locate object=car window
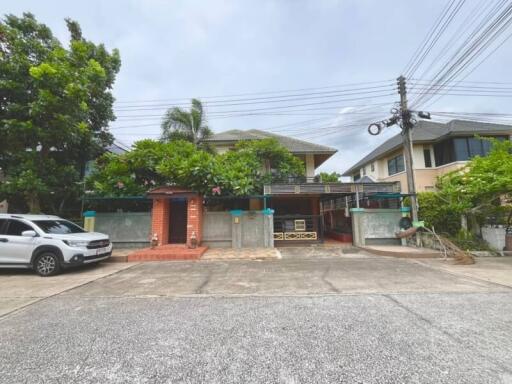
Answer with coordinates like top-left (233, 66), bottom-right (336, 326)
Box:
top-left (32, 220), bottom-right (85, 234)
top-left (0, 219), bottom-right (7, 235)
top-left (6, 220), bottom-right (34, 236)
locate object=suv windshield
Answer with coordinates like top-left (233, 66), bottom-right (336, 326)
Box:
top-left (32, 220), bottom-right (86, 234)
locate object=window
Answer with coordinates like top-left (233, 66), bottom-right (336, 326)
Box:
top-left (387, 154), bottom-right (405, 176)
top-left (423, 149), bottom-right (432, 168)
top-left (353, 173), bottom-right (361, 181)
top-left (370, 163), bottom-right (375, 172)
top-left (362, 167), bottom-right (366, 176)
top-left (32, 220), bottom-right (85, 234)
top-left (0, 219), bottom-right (7, 235)
top-left (434, 139), bottom-right (454, 166)
top-left (6, 220), bottom-right (33, 236)
top-left (435, 136), bottom-right (507, 166)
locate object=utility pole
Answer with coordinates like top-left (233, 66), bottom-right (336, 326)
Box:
top-left (397, 76), bottom-right (419, 224)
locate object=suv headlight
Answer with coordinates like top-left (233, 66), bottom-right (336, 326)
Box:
top-left (63, 240), bottom-right (89, 248)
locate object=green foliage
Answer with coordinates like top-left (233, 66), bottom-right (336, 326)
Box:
top-left (417, 192), bottom-right (461, 235)
top-left (318, 172), bottom-right (341, 182)
top-left (0, 13), bottom-right (120, 213)
top-left (218, 139), bottom-right (305, 195)
top-left (161, 98), bottom-right (213, 149)
top-left (87, 138), bottom-right (305, 197)
top-left (436, 138), bottom-right (512, 219)
top-left (417, 138), bottom-right (512, 242)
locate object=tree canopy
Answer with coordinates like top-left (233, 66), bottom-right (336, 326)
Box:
top-left (0, 13), bottom-right (120, 213)
top-left (87, 138), bottom-right (305, 197)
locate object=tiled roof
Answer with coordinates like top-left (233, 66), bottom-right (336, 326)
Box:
top-left (342, 119), bottom-right (512, 176)
top-left (205, 129), bottom-right (337, 154)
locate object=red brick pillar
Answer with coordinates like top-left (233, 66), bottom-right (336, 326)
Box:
top-left (151, 198), bottom-right (170, 245)
top-left (186, 195), bottom-right (203, 246)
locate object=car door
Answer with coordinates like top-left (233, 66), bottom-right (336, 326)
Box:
top-left (0, 219), bottom-right (38, 264)
top-left (0, 219), bottom-right (11, 263)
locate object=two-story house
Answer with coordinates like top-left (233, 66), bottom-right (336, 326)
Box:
top-left (205, 129), bottom-right (337, 180)
top-left (342, 119), bottom-right (512, 192)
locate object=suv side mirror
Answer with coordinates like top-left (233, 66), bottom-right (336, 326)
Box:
top-left (21, 230), bottom-right (37, 237)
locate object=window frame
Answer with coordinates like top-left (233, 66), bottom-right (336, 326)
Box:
top-left (387, 154), bottom-right (405, 176)
top-left (5, 219), bottom-right (36, 236)
top-left (0, 219), bottom-right (8, 235)
top-left (423, 148), bottom-right (432, 168)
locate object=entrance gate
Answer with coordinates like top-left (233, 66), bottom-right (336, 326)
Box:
top-left (169, 198), bottom-right (187, 244)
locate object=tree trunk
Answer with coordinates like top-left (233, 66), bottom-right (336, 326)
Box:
top-left (461, 214), bottom-right (468, 231)
top-left (28, 193), bottom-right (41, 213)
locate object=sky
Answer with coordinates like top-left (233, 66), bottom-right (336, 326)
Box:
top-left (3, 0), bottom-right (512, 174)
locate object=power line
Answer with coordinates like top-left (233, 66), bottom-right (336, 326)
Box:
top-left (113, 79), bottom-right (395, 104)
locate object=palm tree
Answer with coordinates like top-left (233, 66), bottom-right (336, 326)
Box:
top-left (161, 98), bottom-right (213, 147)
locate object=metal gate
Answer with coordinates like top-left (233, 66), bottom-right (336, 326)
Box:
top-left (273, 215), bottom-right (323, 243)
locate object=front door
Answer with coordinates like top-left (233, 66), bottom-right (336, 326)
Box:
top-left (169, 199), bottom-right (188, 244)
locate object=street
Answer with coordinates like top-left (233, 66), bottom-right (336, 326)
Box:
top-left (1, 252), bottom-right (512, 383)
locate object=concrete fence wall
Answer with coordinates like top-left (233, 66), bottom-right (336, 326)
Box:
top-left (203, 210), bottom-right (273, 248)
top-left (95, 212), bottom-right (151, 248)
top-left (202, 212), bottom-right (232, 248)
top-left (481, 226), bottom-right (506, 251)
top-left (351, 208), bottom-right (402, 246)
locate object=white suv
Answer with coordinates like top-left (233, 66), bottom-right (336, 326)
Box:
top-left (0, 214), bottom-right (112, 276)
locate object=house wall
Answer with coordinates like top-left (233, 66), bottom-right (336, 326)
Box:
top-left (351, 144), bottom-right (469, 193)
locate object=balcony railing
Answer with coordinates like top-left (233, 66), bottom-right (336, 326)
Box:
top-left (263, 182), bottom-right (401, 195)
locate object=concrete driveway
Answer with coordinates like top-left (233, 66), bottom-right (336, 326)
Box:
top-left (0, 262), bottom-right (136, 317)
top-left (1, 251), bottom-right (512, 383)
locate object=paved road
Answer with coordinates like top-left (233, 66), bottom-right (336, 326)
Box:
top-left (1, 254), bottom-right (512, 383)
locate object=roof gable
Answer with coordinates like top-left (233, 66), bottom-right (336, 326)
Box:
top-left (206, 129), bottom-right (337, 154)
top-left (342, 119), bottom-right (512, 176)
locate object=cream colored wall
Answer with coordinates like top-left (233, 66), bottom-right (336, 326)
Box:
top-left (214, 145), bottom-right (233, 154)
top-left (351, 144), bottom-right (469, 192)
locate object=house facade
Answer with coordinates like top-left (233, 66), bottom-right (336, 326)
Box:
top-left (342, 119), bottom-right (512, 192)
top-left (204, 129), bottom-right (337, 181)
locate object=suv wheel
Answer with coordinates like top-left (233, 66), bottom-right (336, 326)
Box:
top-left (34, 252), bottom-right (61, 277)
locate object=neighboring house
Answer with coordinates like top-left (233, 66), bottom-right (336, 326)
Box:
top-left (84, 141), bottom-right (129, 177)
top-left (204, 129), bottom-right (337, 180)
top-left (342, 119), bottom-right (512, 192)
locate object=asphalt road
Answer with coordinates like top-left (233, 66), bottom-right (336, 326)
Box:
top-left (1, 255), bottom-right (512, 383)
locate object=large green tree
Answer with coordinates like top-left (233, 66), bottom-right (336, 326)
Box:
top-left (161, 98), bottom-right (213, 149)
top-left (87, 138), bottom-right (304, 197)
top-left (0, 13), bottom-right (120, 213)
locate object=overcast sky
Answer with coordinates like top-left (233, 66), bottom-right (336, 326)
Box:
top-left (3, 0), bottom-right (512, 173)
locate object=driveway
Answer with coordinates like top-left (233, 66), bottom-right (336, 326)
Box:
top-left (0, 262), bottom-right (136, 317)
top-left (1, 252), bottom-right (512, 383)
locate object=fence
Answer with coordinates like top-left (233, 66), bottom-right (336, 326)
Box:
top-left (95, 212), bottom-right (151, 248)
top-left (203, 210), bottom-right (273, 248)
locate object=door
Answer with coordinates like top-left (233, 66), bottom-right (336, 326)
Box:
top-left (169, 199), bottom-right (188, 244)
top-left (0, 219), bottom-right (38, 264)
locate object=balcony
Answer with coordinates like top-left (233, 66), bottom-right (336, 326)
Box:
top-left (264, 180), bottom-right (401, 195)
